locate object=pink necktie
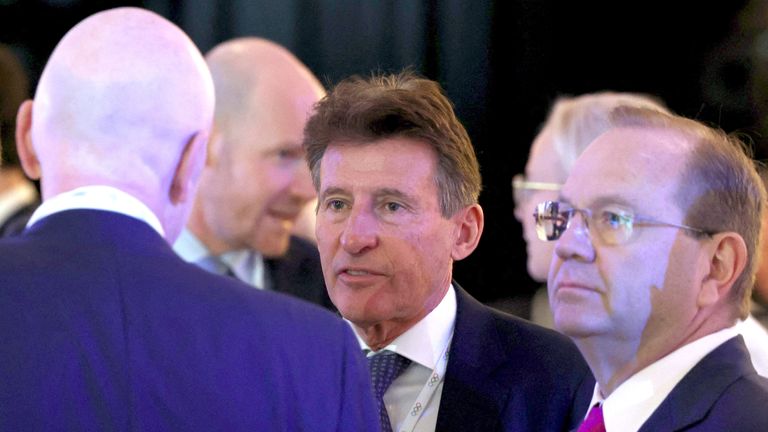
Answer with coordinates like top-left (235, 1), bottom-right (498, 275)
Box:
top-left (577, 403), bottom-right (606, 432)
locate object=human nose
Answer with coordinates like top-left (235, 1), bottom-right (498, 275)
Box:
top-left (340, 205), bottom-right (379, 254)
top-left (553, 210), bottom-right (595, 262)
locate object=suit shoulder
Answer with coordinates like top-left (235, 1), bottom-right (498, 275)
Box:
top-left (701, 373), bottom-right (768, 428)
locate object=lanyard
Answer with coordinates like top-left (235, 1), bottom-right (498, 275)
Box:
top-left (397, 329), bottom-right (453, 432)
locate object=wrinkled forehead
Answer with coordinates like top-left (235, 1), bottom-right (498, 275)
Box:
top-left (562, 127), bottom-right (691, 212)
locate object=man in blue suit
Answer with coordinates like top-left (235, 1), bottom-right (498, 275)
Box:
top-left (539, 106), bottom-right (768, 430)
top-left (304, 71), bottom-right (593, 432)
top-left (0, 7), bottom-right (377, 430)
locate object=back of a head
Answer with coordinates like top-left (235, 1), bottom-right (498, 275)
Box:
top-left (31, 7), bottom-right (214, 195)
top-left (205, 37), bottom-right (323, 134)
top-left (304, 71), bottom-right (481, 218)
top-left (610, 106), bottom-right (765, 319)
top-left (545, 92), bottom-right (670, 180)
top-left (0, 44), bottom-right (29, 166)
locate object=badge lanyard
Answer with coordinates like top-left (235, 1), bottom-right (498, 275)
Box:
top-left (397, 328), bottom-right (454, 432)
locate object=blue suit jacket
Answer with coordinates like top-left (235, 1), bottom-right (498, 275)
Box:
top-left (436, 284), bottom-right (594, 432)
top-left (638, 335), bottom-right (768, 431)
top-left (0, 210), bottom-right (378, 431)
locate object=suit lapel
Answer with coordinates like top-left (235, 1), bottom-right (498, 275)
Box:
top-left (436, 283), bottom-right (511, 431)
top-left (638, 336), bottom-right (755, 432)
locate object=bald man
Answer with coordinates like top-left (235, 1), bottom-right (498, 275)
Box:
top-left (0, 8), bottom-right (376, 430)
top-left (175, 37), bottom-right (333, 310)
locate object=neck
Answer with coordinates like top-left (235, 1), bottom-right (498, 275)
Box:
top-left (186, 201), bottom-right (232, 255)
top-left (354, 282), bottom-right (451, 351)
top-left (575, 307), bottom-right (734, 396)
top-left (354, 320), bottom-right (417, 351)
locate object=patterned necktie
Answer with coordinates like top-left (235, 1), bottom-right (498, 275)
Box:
top-left (577, 403), bottom-right (606, 432)
top-left (367, 351), bottom-right (412, 432)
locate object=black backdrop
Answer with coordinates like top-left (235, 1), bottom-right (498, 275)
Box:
top-left (1, 0), bottom-right (759, 311)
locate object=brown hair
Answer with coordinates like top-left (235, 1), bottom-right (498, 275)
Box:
top-left (611, 106), bottom-right (765, 318)
top-left (303, 71), bottom-right (481, 217)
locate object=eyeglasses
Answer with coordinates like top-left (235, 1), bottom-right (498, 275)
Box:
top-left (534, 200), bottom-right (713, 246)
top-left (512, 174), bottom-right (561, 207)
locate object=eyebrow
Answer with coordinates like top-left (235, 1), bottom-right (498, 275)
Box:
top-left (558, 193), bottom-right (637, 210)
top-left (319, 187), bottom-right (350, 202)
top-left (373, 188), bottom-right (415, 202)
top-left (318, 187), bottom-right (418, 207)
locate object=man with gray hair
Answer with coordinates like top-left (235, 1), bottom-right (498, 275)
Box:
top-left (0, 8), bottom-right (376, 430)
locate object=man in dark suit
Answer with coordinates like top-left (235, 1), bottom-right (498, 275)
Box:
top-left (0, 8), bottom-right (376, 430)
top-left (539, 106), bottom-right (768, 430)
top-left (304, 71), bottom-right (593, 432)
top-left (175, 37), bottom-right (333, 311)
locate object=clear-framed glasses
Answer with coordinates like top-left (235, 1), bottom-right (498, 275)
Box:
top-left (533, 200), bottom-right (713, 246)
top-left (512, 174), bottom-right (561, 207)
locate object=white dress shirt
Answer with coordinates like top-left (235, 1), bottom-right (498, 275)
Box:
top-left (584, 325), bottom-right (740, 432)
top-left (27, 185), bottom-right (164, 236)
top-left (353, 284), bottom-right (457, 432)
top-left (173, 228), bottom-right (266, 288)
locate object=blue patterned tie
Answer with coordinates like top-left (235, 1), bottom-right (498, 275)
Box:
top-left (367, 351), bottom-right (412, 432)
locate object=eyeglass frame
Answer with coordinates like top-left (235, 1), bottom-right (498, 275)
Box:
top-left (533, 200), bottom-right (714, 246)
top-left (512, 174), bottom-right (562, 207)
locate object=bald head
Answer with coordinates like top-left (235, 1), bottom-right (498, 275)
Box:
top-left (16, 7), bottom-right (214, 240)
top-left (205, 37), bottom-right (323, 134)
top-left (186, 38), bottom-right (322, 256)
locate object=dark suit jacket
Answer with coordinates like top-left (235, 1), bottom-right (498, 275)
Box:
top-left (0, 209), bottom-right (377, 431)
top-left (436, 284), bottom-right (594, 432)
top-left (265, 236), bottom-right (335, 312)
top-left (638, 335), bottom-right (768, 431)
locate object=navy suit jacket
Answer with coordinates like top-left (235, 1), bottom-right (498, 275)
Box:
top-left (0, 210), bottom-right (377, 431)
top-left (436, 285), bottom-right (594, 432)
top-left (638, 335), bottom-right (768, 431)
top-left (265, 236), bottom-right (335, 312)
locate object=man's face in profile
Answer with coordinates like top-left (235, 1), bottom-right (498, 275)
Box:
top-left (547, 127), bottom-right (706, 353)
top-left (196, 88), bottom-right (318, 257)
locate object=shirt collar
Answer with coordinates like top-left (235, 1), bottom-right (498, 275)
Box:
top-left (353, 283), bottom-right (457, 369)
top-left (27, 185), bottom-right (164, 236)
top-left (173, 228), bottom-right (265, 288)
top-left (587, 325), bottom-right (740, 432)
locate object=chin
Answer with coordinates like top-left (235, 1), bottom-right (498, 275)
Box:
top-left (526, 261), bottom-right (548, 283)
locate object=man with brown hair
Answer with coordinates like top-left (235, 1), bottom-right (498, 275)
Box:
top-left (539, 106), bottom-right (768, 430)
top-left (305, 71), bottom-right (593, 432)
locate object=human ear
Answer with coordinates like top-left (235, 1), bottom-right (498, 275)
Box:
top-left (169, 130), bottom-right (208, 205)
top-left (698, 232), bottom-right (747, 307)
top-left (450, 204), bottom-right (484, 261)
top-left (15, 100), bottom-right (41, 180)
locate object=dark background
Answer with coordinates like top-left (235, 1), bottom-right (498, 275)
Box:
top-left (1, 0), bottom-right (762, 313)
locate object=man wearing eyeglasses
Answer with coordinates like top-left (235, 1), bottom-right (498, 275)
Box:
top-left (538, 106), bottom-right (768, 431)
top-left (512, 92), bottom-right (669, 328)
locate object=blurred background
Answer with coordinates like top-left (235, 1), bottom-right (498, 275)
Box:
top-left (2, 0), bottom-right (765, 315)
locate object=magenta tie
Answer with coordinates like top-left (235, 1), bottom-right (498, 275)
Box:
top-left (577, 403), bottom-right (606, 432)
